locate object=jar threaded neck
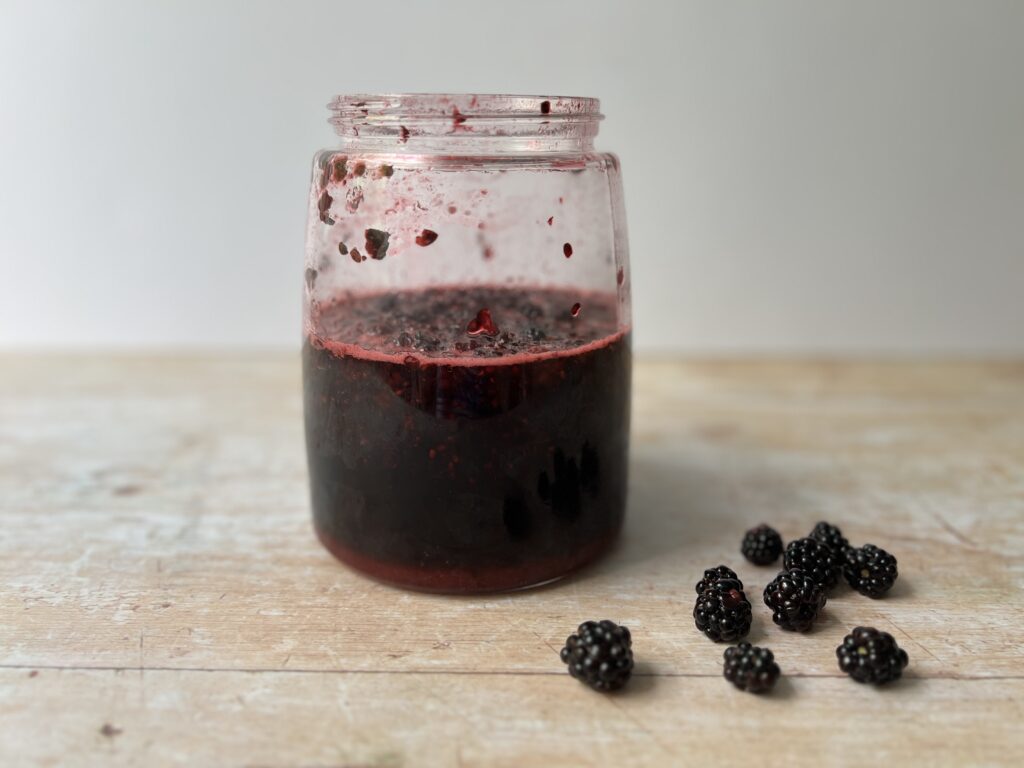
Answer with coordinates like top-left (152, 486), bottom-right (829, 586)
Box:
top-left (328, 93), bottom-right (602, 154)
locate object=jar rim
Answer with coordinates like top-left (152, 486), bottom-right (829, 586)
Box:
top-left (327, 93), bottom-right (603, 122)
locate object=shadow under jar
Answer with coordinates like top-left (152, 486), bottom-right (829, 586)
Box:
top-left (303, 94), bottom-right (632, 593)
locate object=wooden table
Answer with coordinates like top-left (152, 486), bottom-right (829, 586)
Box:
top-left (1, 355), bottom-right (1022, 767)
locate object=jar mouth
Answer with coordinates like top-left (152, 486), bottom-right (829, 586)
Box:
top-left (328, 93), bottom-right (603, 122)
top-left (327, 93), bottom-right (603, 152)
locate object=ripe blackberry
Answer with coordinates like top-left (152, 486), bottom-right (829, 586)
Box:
top-left (741, 524), bottom-right (783, 565)
top-left (809, 521), bottom-right (852, 561)
top-left (560, 620), bottom-right (634, 692)
top-left (784, 537), bottom-right (841, 589)
top-left (836, 626), bottom-right (909, 684)
top-left (694, 578), bottom-right (752, 642)
top-left (763, 568), bottom-right (826, 631)
top-left (694, 565), bottom-right (742, 595)
top-left (723, 642), bottom-right (781, 693)
top-left (844, 544), bottom-right (898, 598)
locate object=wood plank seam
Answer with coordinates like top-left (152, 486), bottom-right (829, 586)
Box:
top-left (3, 664), bottom-right (1021, 681)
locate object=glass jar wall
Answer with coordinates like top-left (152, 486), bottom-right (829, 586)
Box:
top-left (303, 94), bottom-right (631, 592)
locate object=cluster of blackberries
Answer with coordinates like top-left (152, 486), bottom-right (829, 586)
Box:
top-left (743, 521), bottom-right (899, 600)
top-left (559, 522), bottom-right (907, 693)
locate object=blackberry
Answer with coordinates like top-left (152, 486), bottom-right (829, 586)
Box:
top-left (784, 537), bottom-right (841, 589)
top-left (763, 569), bottom-right (826, 631)
top-left (836, 626), bottom-right (909, 684)
top-left (844, 544), bottom-right (898, 597)
top-left (809, 521), bottom-right (852, 561)
top-left (741, 524), bottom-right (783, 565)
top-left (695, 565), bottom-right (742, 595)
top-left (694, 578), bottom-right (752, 642)
top-left (723, 643), bottom-right (781, 693)
top-left (560, 620), bottom-right (634, 692)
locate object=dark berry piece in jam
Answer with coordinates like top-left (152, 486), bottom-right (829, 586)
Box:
top-left (416, 229), bottom-right (439, 246)
top-left (378, 164), bottom-right (394, 178)
top-left (547, 216), bottom-right (554, 226)
top-left (466, 308), bottom-right (499, 336)
top-left (571, 303), bottom-right (581, 317)
top-left (616, 267), bottom-right (625, 285)
top-left (349, 247), bottom-right (365, 263)
top-left (353, 162), bottom-right (366, 176)
top-left (399, 125), bottom-right (410, 143)
top-left (563, 243), bottom-right (573, 258)
top-left (304, 286), bottom-right (630, 593)
top-left (364, 228), bottom-right (390, 260)
top-left (317, 190), bottom-right (334, 225)
top-left (540, 100), bottom-right (551, 115)
top-left (338, 242), bottom-right (348, 255)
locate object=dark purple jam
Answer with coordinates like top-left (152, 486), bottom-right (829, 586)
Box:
top-left (303, 286), bottom-right (631, 592)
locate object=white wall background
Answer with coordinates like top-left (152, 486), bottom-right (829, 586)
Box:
top-left (2, 0), bottom-right (1022, 354)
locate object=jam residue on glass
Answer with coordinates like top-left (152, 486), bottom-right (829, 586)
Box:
top-left (364, 229), bottom-right (391, 260)
top-left (416, 229), bottom-right (439, 246)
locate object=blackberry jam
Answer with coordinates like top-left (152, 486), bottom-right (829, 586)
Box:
top-left (302, 94), bottom-right (632, 592)
top-left (305, 287), bottom-right (630, 592)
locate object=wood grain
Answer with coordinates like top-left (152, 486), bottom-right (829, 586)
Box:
top-left (1, 355), bottom-right (1022, 766)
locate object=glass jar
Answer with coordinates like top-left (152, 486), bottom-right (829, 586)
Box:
top-left (303, 94), bottom-right (631, 592)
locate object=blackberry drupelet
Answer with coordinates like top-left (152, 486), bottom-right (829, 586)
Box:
top-left (694, 578), bottom-right (752, 642)
top-left (809, 521), bottom-right (852, 561)
top-left (784, 537), bottom-right (842, 589)
top-left (836, 626), bottom-right (909, 684)
top-left (741, 524), bottom-right (783, 565)
top-left (763, 568), bottom-right (826, 631)
top-left (723, 642), bottom-right (781, 693)
top-left (695, 565), bottom-right (743, 594)
top-left (560, 620), bottom-right (634, 692)
top-left (844, 544), bottom-right (898, 598)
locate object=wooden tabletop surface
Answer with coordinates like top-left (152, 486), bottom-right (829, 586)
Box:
top-left (1, 355), bottom-right (1022, 767)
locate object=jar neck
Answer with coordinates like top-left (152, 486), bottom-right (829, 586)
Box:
top-left (327, 94), bottom-right (602, 155)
